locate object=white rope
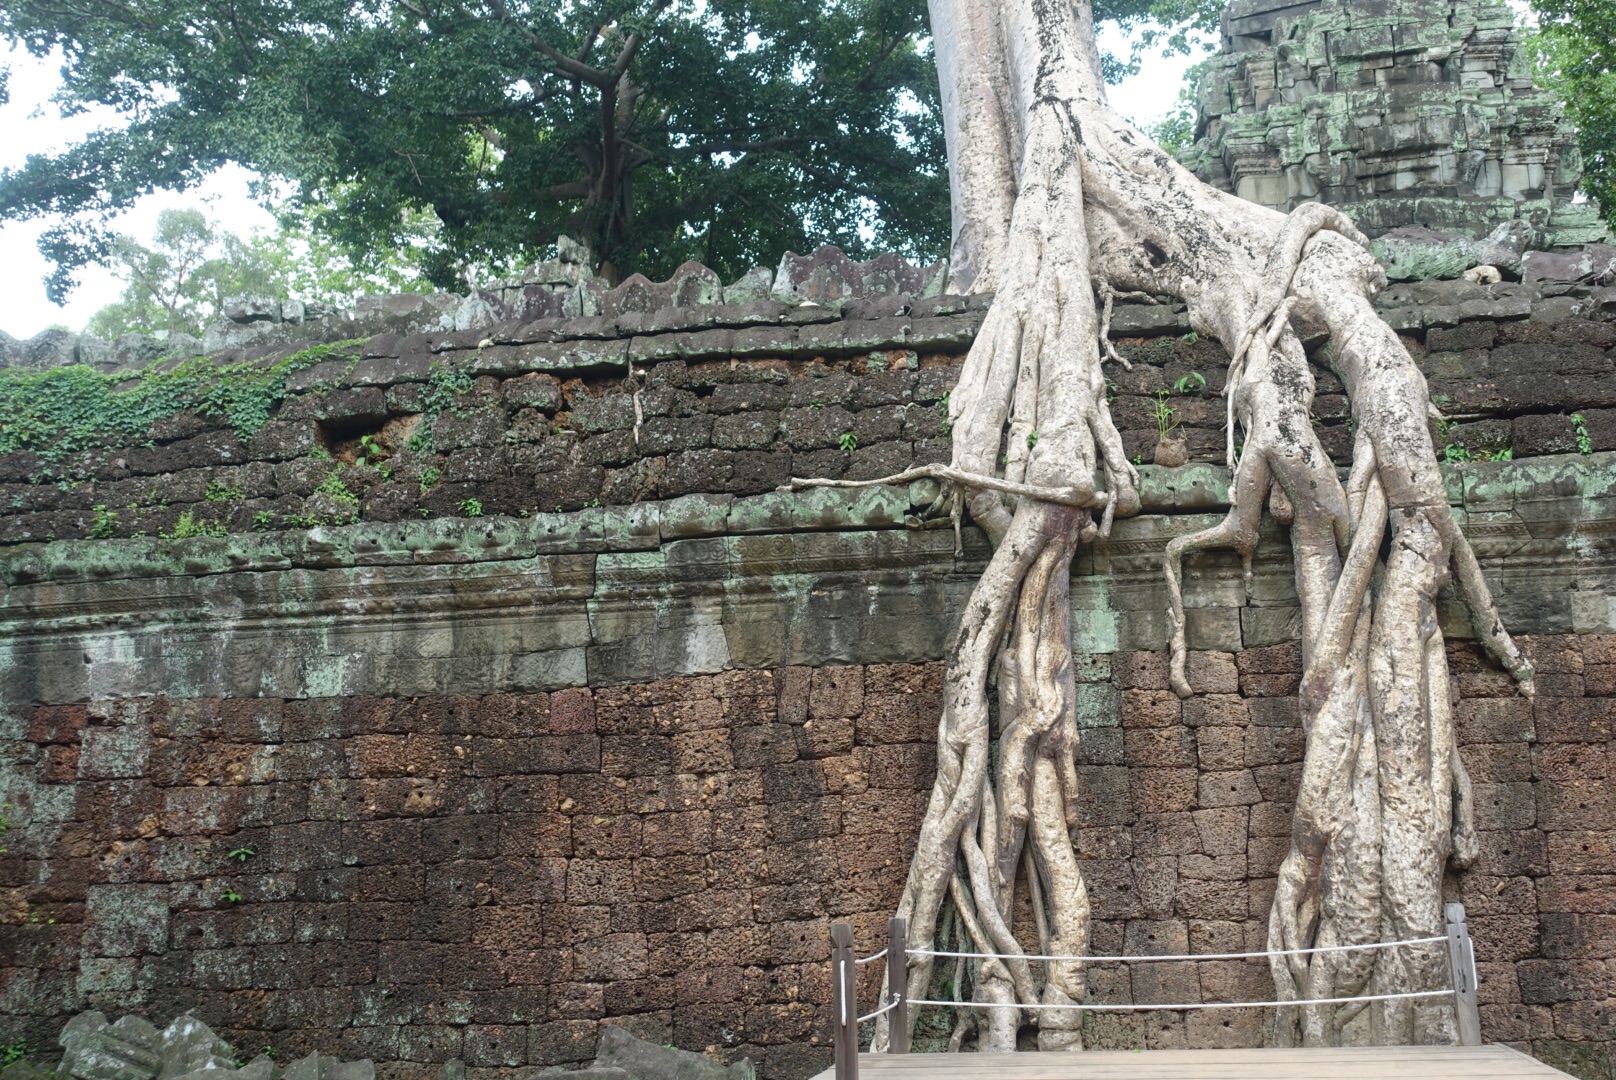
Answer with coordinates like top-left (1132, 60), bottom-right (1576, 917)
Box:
top-left (857, 995), bottom-right (903, 1023)
top-left (907, 935), bottom-right (1448, 965)
top-left (854, 948), bottom-right (888, 966)
top-left (906, 989), bottom-right (1454, 1012)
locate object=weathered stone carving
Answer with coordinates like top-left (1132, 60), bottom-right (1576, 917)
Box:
top-left (770, 247), bottom-right (948, 309)
top-left (1180, 0), bottom-right (1607, 251)
top-left (7, 246), bottom-right (948, 362)
top-left (1523, 243), bottom-right (1616, 287)
top-left (56, 1013), bottom-right (162, 1080)
top-left (1368, 220), bottom-right (1546, 281)
top-left (6, 1015), bottom-right (746, 1080)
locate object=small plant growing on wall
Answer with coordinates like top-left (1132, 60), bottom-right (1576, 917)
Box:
top-left (1572, 413), bottom-right (1594, 455)
top-left (459, 498), bottom-right (484, 518)
top-left (162, 510), bottom-right (226, 540)
top-left (88, 505), bottom-right (117, 539)
top-left (316, 469), bottom-right (359, 506)
top-left (1152, 389), bottom-right (1187, 466)
top-left (354, 434), bottom-right (388, 467)
top-left (407, 361), bottom-right (475, 451)
top-left (0, 338), bottom-right (363, 466)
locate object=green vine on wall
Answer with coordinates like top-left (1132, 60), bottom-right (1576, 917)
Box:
top-left (406, 360), bottom-right (474, 451)
top-left (0, 339), bottom-right (364, 465)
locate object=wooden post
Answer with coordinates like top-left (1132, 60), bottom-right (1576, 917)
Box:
top-left (830, 922), bottom-right (859, 1080)
top-left (886, 916), bottom-right (910, 1054)
top-left (1445, 902), bottom-right (1482, 1046)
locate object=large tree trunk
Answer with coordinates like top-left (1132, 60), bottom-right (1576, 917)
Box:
top-left (794, 0), bottom-right (1533, 1052)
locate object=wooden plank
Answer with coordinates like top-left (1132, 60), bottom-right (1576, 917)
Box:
top-left (1446, 903), bottom-right (1483, 1046)
top-left (807, 1045), bottom-right (1579, 1080)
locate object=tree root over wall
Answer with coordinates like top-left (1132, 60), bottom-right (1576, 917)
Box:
top-left (790, 0), bottom-right (1534, 1053)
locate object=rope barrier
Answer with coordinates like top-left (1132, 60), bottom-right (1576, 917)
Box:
top-left (907, 935), bottom-right (1448, 965)
top-left (905, 989), bottom-right (1455, 1012)
top-left (827, 907), bottom-right (1486, 1076)
top-left (857, 996), bottom-right (904, 1024)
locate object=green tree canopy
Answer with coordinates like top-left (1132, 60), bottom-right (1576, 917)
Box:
top-left (86, 203), bottom-right (434, 340)
top-left (1528, 0), bottom-right (1616, 229)
top-left (88, 209), bottom-right (230, 340)
top-left (0, 0), bottom-right (950, 299)
top-left (1, 0), bottom-right (1222, 300)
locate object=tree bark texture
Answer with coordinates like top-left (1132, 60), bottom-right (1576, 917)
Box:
top-left (792, 0), bottom-right (1534, 1053)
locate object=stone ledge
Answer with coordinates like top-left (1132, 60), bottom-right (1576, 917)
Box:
top-left (0, 463), bottom-right (1237, 589)
top-left (9, 452), bottom-right (1611, 590)
top-left (1, 454), bottom-right (1611, 707)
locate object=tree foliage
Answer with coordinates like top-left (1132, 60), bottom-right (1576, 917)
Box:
top-left (87, 209), bottom-right (235, 341)
top-left (1145, 58), bottom-right (1208, 154)
top-left (1528, 0), bottom-right (1616, 227)
top-left (0, 0), bottom-right (949, 298)
top-left (85, 204), bottom-right (433, 340)
top-left (1096, 0), bottom-right (1222, 80)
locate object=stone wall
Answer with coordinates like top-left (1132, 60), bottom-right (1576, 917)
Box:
top-left (4, 278), bottom-right (1616, 549)
top-left (4, 640), bottom-right (1614, 1079)
top-left (2, 272), bottom-right (1615, 1080)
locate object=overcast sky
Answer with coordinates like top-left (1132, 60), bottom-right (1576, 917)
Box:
top-left (0, 33), bottom-right (1195, 340)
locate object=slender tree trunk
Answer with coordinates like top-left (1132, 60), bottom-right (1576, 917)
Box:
top-left (793, 0), bottom-right (1533, 1052)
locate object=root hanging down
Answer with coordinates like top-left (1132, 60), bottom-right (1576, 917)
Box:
top-left (1161, 229), bottom-right (1535, 1046)
top-left (783, 0), bottom-right (1534, 1054)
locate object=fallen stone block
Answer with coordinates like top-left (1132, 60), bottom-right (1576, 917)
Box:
top-left (57, 1013), bottom-right (162, 1080)
top-left (591, 1027), bottom-right (753, 1080)
top-left (157, 1016), bottom-right (234, 1080)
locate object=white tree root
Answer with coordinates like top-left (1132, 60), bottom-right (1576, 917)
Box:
top-left (784, 464), bottom-right (1107, 510)
top-left (782, 0), bottom-right (1533, 1054)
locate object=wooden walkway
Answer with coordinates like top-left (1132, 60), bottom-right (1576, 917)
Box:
top-left (810, 1045), bottom-right (1576, 1079)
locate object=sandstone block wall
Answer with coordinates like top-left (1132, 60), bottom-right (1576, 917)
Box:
top-left (1, 275), bottom-right (1614, 1080)
top-left (4, 640), bottom-right (1613, 1078)
top-left (1, 280), bottom-right (1614, 548)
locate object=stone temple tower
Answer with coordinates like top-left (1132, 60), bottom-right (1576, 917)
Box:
top-left (1178, 0), bottom-right (1606, 249)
